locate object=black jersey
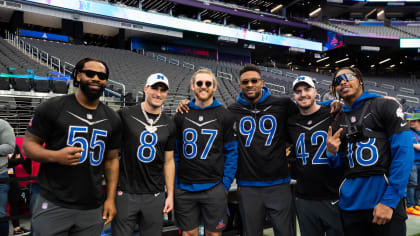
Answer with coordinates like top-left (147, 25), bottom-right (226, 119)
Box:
top-left (228, 87), bottom-right (298, 185)
top-left (332, 96), bottom-right (408, 178)
top-left (27, 94), bottom-right (122, 210)
top-left (118, 104), bottom-right (176, 194)
top-left (174, 100), bottom-right (236, 185)
top-left (287, 106), bottom-right (342, 200)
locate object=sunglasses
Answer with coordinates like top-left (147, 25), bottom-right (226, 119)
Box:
top-left (241, 78), bottom-right (261, 85)
top-left (333, 73), bottom-right (356, 86)
top-left (80, 70), bottom-right (108, 80)
top-left (196, 81), bottom-right (212, 87)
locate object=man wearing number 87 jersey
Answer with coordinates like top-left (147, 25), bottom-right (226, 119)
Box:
top-left (228, 64), bottom-right (298, 236)
top-left (112, 73), bottom-right (176, 235)
top-left (174, 69), bottom-right (238, 236)
top-left (326, 67), bottom-right (413, 236)
top-left (287, 76), bottom-right (344, 236)
top-left (22, 58), bottom-right (122, 235)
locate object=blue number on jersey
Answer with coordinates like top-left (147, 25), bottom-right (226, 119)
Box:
top-left (182, 128), bottom-right (218, 159)
top-left (346, 138), bottom-right (378, 168)
top-left (240, 115), bottom-right (277, 147)
top-left (137, 131), bottom-right (158, 163)
top-left (67, 126), bottom-right (107, 165)
top-left (295, 131), bottom-right (328, 165)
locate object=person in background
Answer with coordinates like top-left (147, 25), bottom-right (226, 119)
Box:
top-left (8, 144), bottom-right (31, 235)
top-left (406, 112), bottom-right (420, 215)
top-left (0, 119), bottom-right (16, 235)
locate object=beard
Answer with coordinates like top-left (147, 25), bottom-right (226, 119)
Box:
top-left (79, 80), bottom-right (105, 100)
top-left (194, 89), bottom-right (214, 102)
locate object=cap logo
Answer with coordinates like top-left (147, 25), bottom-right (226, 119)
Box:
top-left (297, 76), bottom-right (306, 81)
top-left (157, 75), bottom-right (165, 80)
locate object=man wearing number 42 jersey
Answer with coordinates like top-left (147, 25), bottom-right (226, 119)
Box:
top-left (287, 76), bottom-right (344, 236)
top-left (112, 73), bottom-right (176, 235)
top-left (326, 67), bottom-right (413, 236)
top-left (174, 69), bottom-right (238, 236)
top-left (22, 58), bottom-right (122, 235)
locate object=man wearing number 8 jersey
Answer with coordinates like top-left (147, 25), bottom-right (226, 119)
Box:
top-left (112, 73), bottom-right (176, 235)
top-left (326, 67), bottom-right (413, 236)
top-left (287, 76), bottom-right (344, 236)
top-left (228, 64), bottom-right (298, 236)
top-left (22, 58), bottom-right (122, 235)
top-left (174, 69), bottom-right (238, 236)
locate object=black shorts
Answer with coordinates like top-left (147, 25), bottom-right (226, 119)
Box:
top-left (174, 184), bottom-right (228, 232)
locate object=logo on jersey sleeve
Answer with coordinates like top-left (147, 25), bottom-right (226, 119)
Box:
top-left (395, 107), bottom-right (407, 127)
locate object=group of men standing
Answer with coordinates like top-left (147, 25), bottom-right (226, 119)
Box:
top-left (21, 57), bottom-right (413, 236)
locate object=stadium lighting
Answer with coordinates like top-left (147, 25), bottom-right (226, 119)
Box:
top-left (316, 57), bottom-right (329, 63)
top-left (335, 58), bottom-right (349, 64)
top-left (270, 4), bottom-right (283, 13)
top-left (378, 58), bottom-right (391, 64)
top-left (389, 64), bottom-right (395, 68)
top-left (350, 65), bottom-right (355, 68)
top-left (309, 8), bottom-right (321, 17)
top-left (370, 64), bottom-right (375, 68)
top-left (325, 64), bottom-right (330, 67)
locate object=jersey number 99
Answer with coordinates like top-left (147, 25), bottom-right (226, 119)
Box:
top-left (239, 115), bottom-right (277, 147)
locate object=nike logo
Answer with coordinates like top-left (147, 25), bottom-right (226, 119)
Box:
top-left (240, 105), bottom-right (272, 114)
top-left (185, 117), bottom-right (217, 127)
top-left (67, 112), bottom-right (107, 126)
top-left (154, 192), bottom-right (161, 197)
top-left (401, 122), bottom-right (407, 127)
top-left (295, 117), bottom-right (330, 131)
top-left (131, 116), bottom-right (167, 129)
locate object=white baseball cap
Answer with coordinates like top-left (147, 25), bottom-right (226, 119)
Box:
top-left (292, 76), bottom-right (315, 90)
top-left (146, 73), bottom-right (169, 89)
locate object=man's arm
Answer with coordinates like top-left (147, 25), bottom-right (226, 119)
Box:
top-left (163, 150), bottom-right (175, 215)
top-left (0, 120), bottom-right (15, 156)
top-left (22, 131), bottom-right (82, 165)
top-left (414, 143), bottom-right (420, 151)
top-left (102, 148), bottom-right (119, 225)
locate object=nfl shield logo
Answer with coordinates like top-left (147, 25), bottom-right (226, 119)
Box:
top-left (42, 202), bottom-right (48, 209)
top-left (199, 116), bottom-right (204, 121)
top-left (307, 120), bottom-right (312, 125)
top-left (87, 114), bottom-right (93, 120)
top-left (350, 116), bottom-right (356, 123)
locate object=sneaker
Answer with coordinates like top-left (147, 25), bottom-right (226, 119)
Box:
top-left (13, 227), bottom-right (30, 236)
top-left (406, 206), bottom-right (420, 216)
top-left (415, 205), bottom-right (420, 211)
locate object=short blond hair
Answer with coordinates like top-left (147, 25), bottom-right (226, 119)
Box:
top-left (190, 69), bottom-right (217, 87)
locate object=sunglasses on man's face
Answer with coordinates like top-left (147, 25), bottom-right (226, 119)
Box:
top-left (241, 78), bottom-right (261, 85)
top-left (80, 70), bottom-right (108, 80)
top-left (196, 81), bottom-right (212, 87)
top-left (333, 73), bottom-right (356, 86)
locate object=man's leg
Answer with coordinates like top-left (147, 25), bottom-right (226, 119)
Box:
top-left (138, 192), bottom-right (165, 236)
top-left (71, 206), bottom-right (104, 236)
top-left (32, 195), bottom-right (75, 236)
top-left (295, 198), bottom-right (325, 236)
top-left (111, 191), bottom-right (141, 235)
top-left (29, 182), bottom-right (39, 236)
top-left (174, 188), bottom-right (200, 235)
top-left (415, 165), bottom-right (420, 207)
top-left (340, 209), bottom-right (373, 236)
top-left (200, 184), bottom-right (228, 236)
top-left (0, 173), bottom-right (9, 236)
top-left (263, 184), bottom-right (294, 236)
top-left (407, 164), bottom-right (418, 207)
top-left (237, 186), bottom-right (265, 236)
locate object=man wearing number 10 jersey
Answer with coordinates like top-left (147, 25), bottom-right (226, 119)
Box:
top-left (228, 64), bottom-right (297, 236)
top-left (287, 76), bottom-right (344, 236)
top-left (22, 58), bottom-right (122, 235)
top-left (112, 73), bottom-right (176, 235)
top-left (174, 69), bottom-right (238, 236)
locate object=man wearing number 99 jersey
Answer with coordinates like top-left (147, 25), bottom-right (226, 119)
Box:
top-left (326, 67), bottom-right (413, 236)
top-left (174, 69), bottom-right (238, 236)
top-left (287, 76), bottom-right (344, 236)
top-left (227, 64), bottom-right (298, 236)
top-left (22, 58), bottom-right (122, 235)
top-left (112, 73), bottom-right (176, 235)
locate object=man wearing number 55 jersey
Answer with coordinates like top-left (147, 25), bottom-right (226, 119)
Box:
top-left (326, 67), bottom-right (413, 236)
top-left (22, 58), bottom-right (122, 235)
top-left (287, 76), bottom-right (344, 236)
top-left (112, 73), bottom-right (176, 235)
top-left (174, 69), bottom-right (238, 236)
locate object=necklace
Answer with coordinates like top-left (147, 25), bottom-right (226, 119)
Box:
top-left (141, 103), bottom-right (162, 133)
